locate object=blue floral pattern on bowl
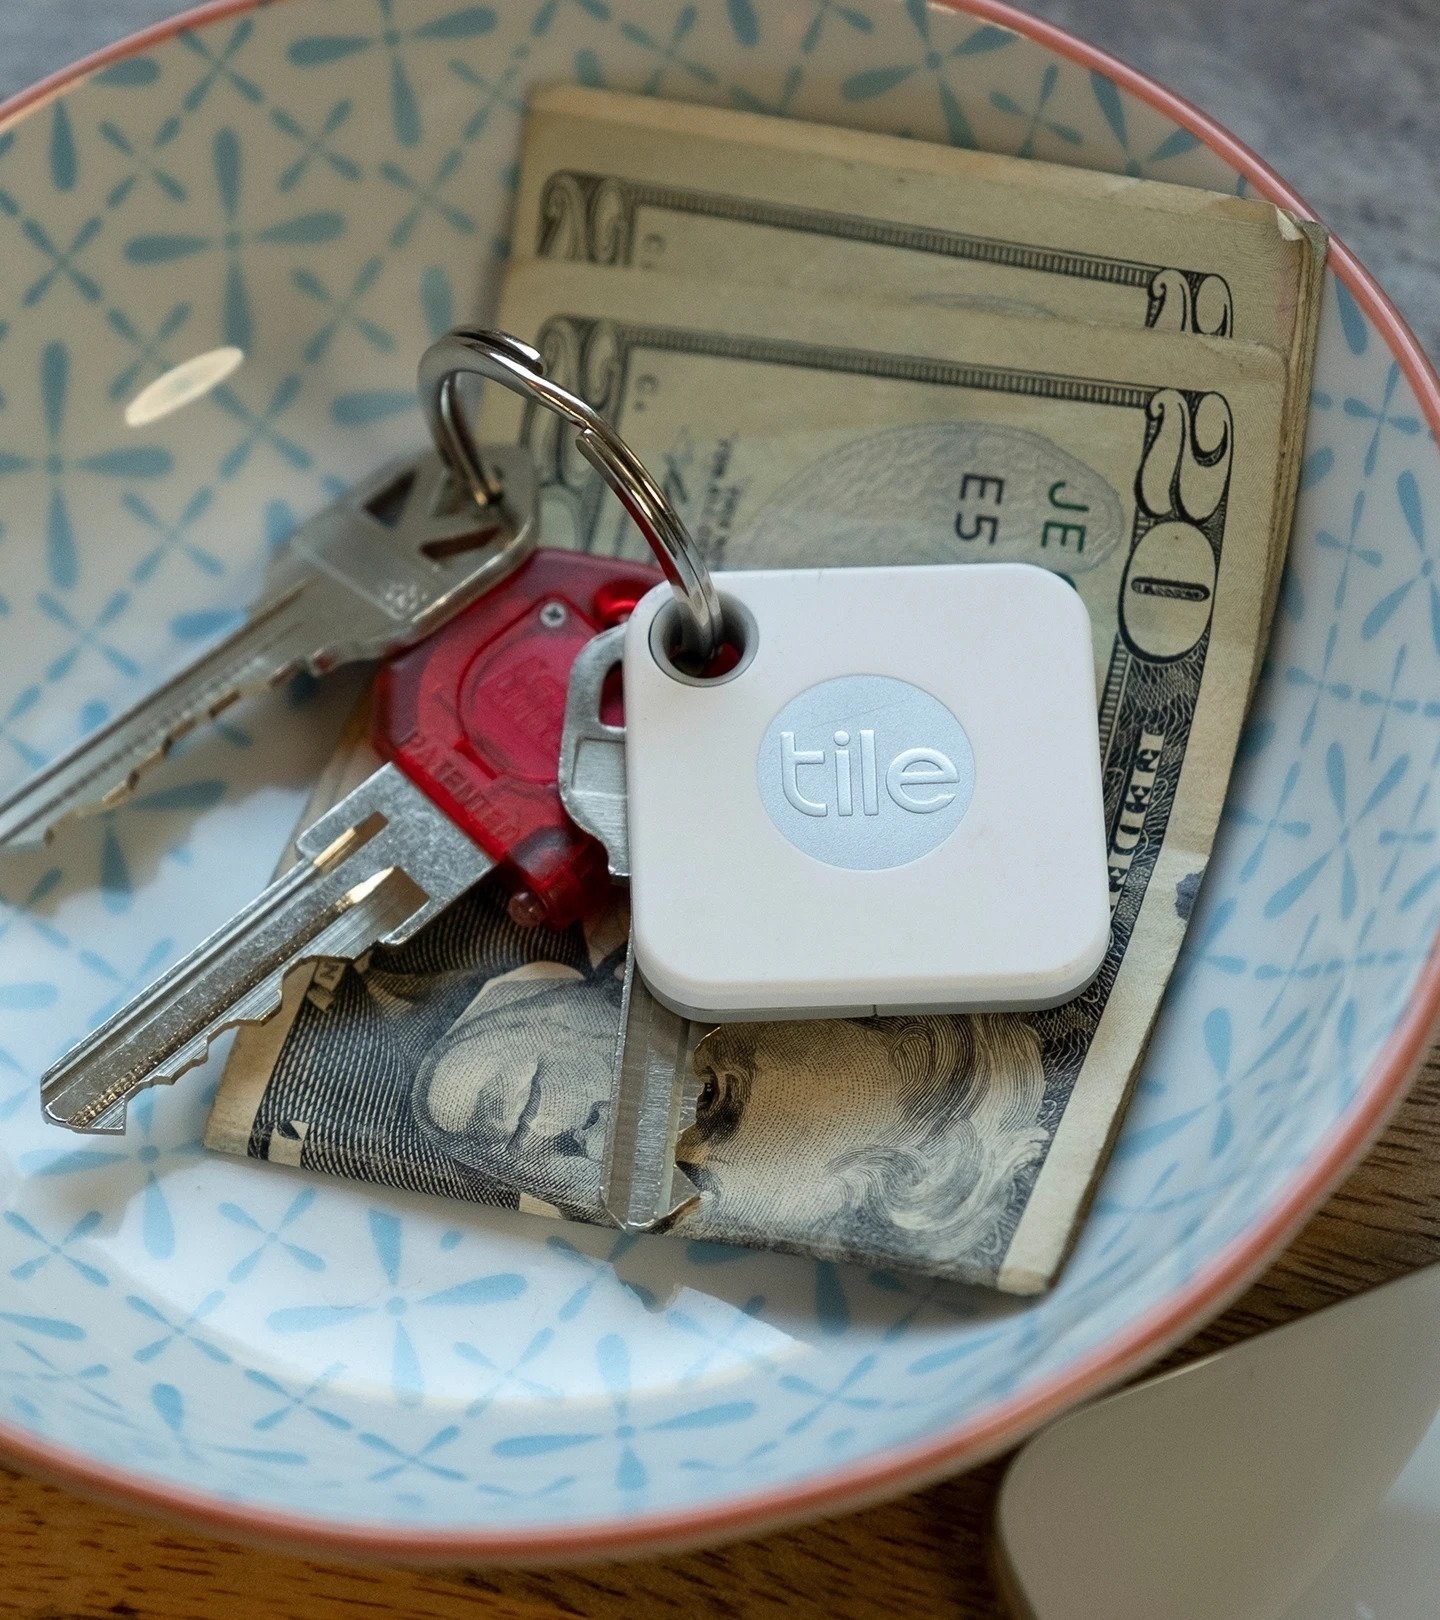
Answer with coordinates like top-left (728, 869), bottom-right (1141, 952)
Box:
top-left (0, 0), bottom-right (1436, 1550)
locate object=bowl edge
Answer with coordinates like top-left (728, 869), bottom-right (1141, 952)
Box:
top-left (0, 0), bottom-right (1437, 1566)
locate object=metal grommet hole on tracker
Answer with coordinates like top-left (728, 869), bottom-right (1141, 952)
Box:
top-left (418, 326), bottom-right (725, 668)
top-left (647, 594), bottom-right (758, 687)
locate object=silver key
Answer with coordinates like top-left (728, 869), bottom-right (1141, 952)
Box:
top-left (41, 763), bottom-right (491, 1134)
top-left (41, 548), bottom-right (644, 1136)
top-left (561, 626), bottom-right (701, 1233)
top-left (0, 444), bottom-right (536, 850)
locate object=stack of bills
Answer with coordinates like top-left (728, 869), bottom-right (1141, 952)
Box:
top-left (208, 89), bottom-right (1325, 1293)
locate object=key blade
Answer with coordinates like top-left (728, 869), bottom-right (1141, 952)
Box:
top-left (0, 448), bottom-right (537, 850)
top-left (601, 943), bottom-right (700, 1232)
top-left (41, 765), bottom-right (490, 1133)
top-left (559, 624), bottom-right (629, 878)
top-left (0, 586), bottom-right (323, 849)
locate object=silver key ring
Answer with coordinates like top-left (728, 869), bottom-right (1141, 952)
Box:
top-left (419, 327), bottom-right (723, 666)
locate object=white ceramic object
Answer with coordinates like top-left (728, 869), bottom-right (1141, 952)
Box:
top-left (997, 1264), bottom-right (1440, 1620)
top-left (0, 0), bottom-right (1437, 1563)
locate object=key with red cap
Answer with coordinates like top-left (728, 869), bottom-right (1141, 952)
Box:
top-left (40, 549), bottom-right (658, 1135)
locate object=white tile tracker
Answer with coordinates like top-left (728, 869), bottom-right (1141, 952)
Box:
top-left (622, 563), bottom-right (1111, 1021)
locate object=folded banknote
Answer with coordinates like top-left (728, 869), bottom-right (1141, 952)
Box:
top-left (206, 99), bottom-right (1319, 1293)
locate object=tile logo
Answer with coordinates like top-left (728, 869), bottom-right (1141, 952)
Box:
top-left (757, 675), bottom-right (975, 869)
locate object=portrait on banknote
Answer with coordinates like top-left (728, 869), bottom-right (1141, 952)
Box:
top-left (224, 885), bottom-right (621, 1216)
top-left (413, 961), bottom-right (620, 1221)
top-left (212, 878), bottom-right (1055, 1274)
top-left (681, 1016), bottom-right (1048, 1273)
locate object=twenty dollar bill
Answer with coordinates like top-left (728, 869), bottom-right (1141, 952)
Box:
top-left (210, 262), bottom-right (1290, 1292)
top-left (514, 87), bottom-right (1323, 634)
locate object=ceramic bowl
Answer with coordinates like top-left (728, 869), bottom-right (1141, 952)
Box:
top-left (0, 0), bottom-right (1437, 1562)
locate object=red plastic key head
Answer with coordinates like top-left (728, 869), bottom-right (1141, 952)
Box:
top-left (373, 548), bottom-right (658, 929)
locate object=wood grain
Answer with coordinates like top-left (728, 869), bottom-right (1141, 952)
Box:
top-left (4, 1049), bottom-right (1438, 1620)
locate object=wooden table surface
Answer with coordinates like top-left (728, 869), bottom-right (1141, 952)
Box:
top-left (2, 1051), bottom-right (1438, 1620)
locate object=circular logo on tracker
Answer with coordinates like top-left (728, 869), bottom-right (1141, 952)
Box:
top-left (757, 675), bottom-right (975, 870)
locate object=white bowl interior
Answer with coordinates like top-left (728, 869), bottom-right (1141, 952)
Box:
top-left (0, 0), bottom-right (1435, 1539)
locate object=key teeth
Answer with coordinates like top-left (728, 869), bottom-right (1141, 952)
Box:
top-left (139, 964), bottom-right (295, 1084)
top-left (0, 770), bottom-right (120, 851)
top-left (2, 697), bottom-right (234, 852)
top-left (38, 769), bottom-right (481, 1138)
top-left (55, 739), bottom-right (176, 834)
top-left (42, 969), bottom-right (295, 1134)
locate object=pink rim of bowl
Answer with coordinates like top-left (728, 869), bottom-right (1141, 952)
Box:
top-left (2, 0), bottom-right (1439, 1567)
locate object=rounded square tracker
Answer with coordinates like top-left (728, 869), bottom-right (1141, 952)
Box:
top-left (622, 564), bottom-right (1111, 1020)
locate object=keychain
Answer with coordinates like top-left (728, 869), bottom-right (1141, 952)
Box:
top-left (454, 330), bottom-right (1111, 1229)
top-left (37, 327), bottom-right (1108, 1164)
top-left (453, 331), bottom-right (1111, 1025)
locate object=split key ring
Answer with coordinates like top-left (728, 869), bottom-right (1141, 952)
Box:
top-left (419, 327), bottom-right (723, 667)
